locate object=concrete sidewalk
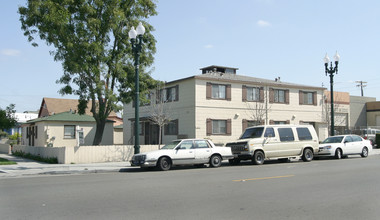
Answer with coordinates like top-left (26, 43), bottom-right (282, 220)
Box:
top-left (0, 153), bottom-right (132, 178)
top-left (1, 148), bottom-right (379, 178)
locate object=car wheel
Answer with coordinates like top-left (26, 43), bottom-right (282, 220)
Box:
top-left (210, 155), bottom-right (222, 167)
top-left (361, 147), bottom-right (369, 158)
top-left (157, 157), bottom-right (171, 171)
top-left (334, 149), bottom-right (342, 159)
top-left (302, 148), bottom-right (313, 162)
top-left (252, 151), bottom-right (264, 165)
top-left (228, 159), bottom-right (240, 165)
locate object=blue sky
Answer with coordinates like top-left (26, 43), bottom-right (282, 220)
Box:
top-left (1, 0), bottom-right (380, 113)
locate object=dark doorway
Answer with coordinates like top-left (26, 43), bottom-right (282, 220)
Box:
top-left (143, 122), bottom-right (160, 145)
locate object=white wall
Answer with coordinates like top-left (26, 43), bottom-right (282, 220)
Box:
top-left (12, 144), bottom-right (160, 164)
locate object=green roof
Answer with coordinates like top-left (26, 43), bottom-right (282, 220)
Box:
top-left (27, 111), bottom-right (96, 123)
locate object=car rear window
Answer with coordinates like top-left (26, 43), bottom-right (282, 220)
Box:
top-left (278, 128), bottom-right (295, 142)
top-left (296, 127), bottom-right (312, 140)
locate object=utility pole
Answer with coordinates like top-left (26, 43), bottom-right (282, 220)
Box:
top-left (355, 81), bottom-right (367, 96)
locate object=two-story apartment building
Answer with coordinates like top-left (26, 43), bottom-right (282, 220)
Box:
top-left (123, 65), bottom-right (328, 145)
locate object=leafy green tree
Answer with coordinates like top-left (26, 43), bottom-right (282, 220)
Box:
top-left (0, 104), bottom-right (17, 131)
top-left (19, 0), bottom-right (159, 145)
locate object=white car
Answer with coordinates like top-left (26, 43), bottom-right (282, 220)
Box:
top-left (318, 135), bottom-right (372, 159)
top-left (130, 139), bottom-right (234, 171)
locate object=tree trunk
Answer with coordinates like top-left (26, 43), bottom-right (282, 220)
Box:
top-left (93, 119), bottom-right (106, 145)
top-left (158, 125), bottom-right (162, 149)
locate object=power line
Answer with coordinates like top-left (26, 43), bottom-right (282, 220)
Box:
top-left (355, 81), bottom-right (367, 96)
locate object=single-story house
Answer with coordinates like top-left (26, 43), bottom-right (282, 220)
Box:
top-left (22, 111), bottom-right (114, 147)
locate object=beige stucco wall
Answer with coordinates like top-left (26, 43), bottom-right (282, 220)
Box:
top-left (367, 112), bottom-right (380, 126)
top-left (194, 78), bottom-right (326, 145)
top-left (123, 75), bottom-right (329, 145)
top-left (114, 128), bottom-right (123, 145)
top-left (22, 121), bottom-right (114, 147)
top-left (123, 78), bottom-right (196, 145)
top-left (12, 144), bottom-right (160, 164)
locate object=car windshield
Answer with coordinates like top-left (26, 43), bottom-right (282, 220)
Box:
top-left (240, 127), bottom-right (264, 139)
top-left (322, 136), bottom-right (344, 144)
top-left (161, 140), bottom-right (181, 150)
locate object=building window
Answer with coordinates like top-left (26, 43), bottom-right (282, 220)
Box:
top-left (34, 126), bottom-right (37, 138)
top-left (159, 85), bottom-right (179, 103)
top-left (299, 91), bottom-right (317, 106)
top-left (303, 92), bottom-right (313, 104)
top-left (269, 120), bottom-right (290, 125)
top-left (206, 119), bottom-right (232, 136)
top-left (274, 89), bottom-right (285, 103)
top-left (141, 92), bottom-right (151, 106)
top-left (270, 88), bottom-right (289, 104)
top-left (64, 125), bottom-right (76, 139)
top-left (212, 84), bottom-right (226, 99)
top-left (206, 83), bottom-right (231, 100)
top-left (213, 120), bottom-right (226, 134)
top-left (165, 119), bottom-right (178, 135)
top-left (247, 87), bottom-right (260, 101)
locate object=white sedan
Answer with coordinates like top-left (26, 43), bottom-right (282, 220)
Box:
top-left (318, 135), bottom-right (372, 159)
top-left (130, 139), bottom-right (234, 171)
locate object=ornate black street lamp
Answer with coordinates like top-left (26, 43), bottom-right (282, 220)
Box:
top-left (324, 52), bottom-right (340, 136)
top-left (129, 22), bottom-right (145, 154)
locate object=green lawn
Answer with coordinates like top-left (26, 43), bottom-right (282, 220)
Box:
top-left (0, 157), bottom-right (17, 165)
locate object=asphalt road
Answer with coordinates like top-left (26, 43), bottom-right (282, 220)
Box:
top-left (1, 155), bottom-right (380, 220)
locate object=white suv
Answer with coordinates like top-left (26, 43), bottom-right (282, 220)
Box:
top-left (226, 125), bottom-right (319, 165)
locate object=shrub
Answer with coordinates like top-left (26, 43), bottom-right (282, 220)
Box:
top-left (8, 132), bottom-right (21, 140)
top-left (0, 131), bottom-right (8, 138)
top-left (12, 151), bottom-right (58, 164)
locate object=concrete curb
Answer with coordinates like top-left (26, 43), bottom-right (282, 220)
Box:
top-left (1, 148), bottom-right (379, 178)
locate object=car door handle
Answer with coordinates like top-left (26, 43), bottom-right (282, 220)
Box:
top-left (189, 151), bottom-right (193, 153)
top-left (206, 150), bottom-right (210, 152)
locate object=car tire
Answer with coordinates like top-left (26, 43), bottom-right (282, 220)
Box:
top-left (157, 157), bottom-right (171, 171)
top-left (210, 155), bottom-right (222, 168)
top-left (361, 147), bottom-right (369, 158)
top-left (252, 151), bottom-right (264, 165)
top-left (302, 148), bottom-right (313, 162)
top-left (228, 159), bottom-right (240, 165)
top-left (334, 149), bottom-right (342, 159)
